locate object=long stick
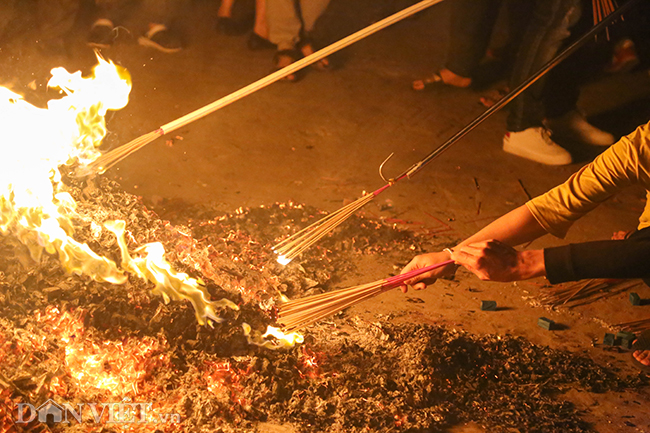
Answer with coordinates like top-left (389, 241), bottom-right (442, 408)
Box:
top-left (75, 0), bottom-right (445, 177)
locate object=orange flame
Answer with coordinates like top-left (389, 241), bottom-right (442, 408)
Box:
top-left (0, 56), bottom-right (236, 325)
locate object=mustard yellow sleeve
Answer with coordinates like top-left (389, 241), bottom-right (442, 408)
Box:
top-left (526, 121), bottom-right (650, 238)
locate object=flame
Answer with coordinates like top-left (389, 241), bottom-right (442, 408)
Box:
top-left (0, 55), bottom-right (236, 325)
top-left (105, 220), bottom-right (239, 326)
top-left (276, 255), bottom-right (291, 266)
top-left (242, 323), bottom-right (304, 349)
top-left (0, 55), bottom-right (130, 284)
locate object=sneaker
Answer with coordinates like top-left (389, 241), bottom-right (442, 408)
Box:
top-left (87, 19), bottom-right (115, 49)
top-left (503, 127), bottom-right (572, 165)
top-left (138, 24), bottom-right (182, 53)
top-left (545, 110), bottom-right (615, 146)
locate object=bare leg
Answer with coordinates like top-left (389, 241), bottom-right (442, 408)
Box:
top-left (298, 0), bottom-right (330, 69)
top-left (218, 0), bottom-right (234, 18)
top-left (253, 0), bottom-right (268, 38)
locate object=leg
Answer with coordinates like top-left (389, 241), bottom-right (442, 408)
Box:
top-left (445, 0), bottom-right (501, 79)
top-left (413, 0), bottom-right (501, 90)
top-left (503, 0), bottom-right (581, 165)
top-left (218, 0), bottom-right (235, 18)
top-left (297, 0), bottom-right (331, 69)
top-left (506, 0), bottom-right (581, 132)
top-left (254, 0), bottom-right (268, 38)
top-left (298, 0), bottom-right (329, 35)
top-left (267, 0), bottom-right (301, 51)
top-left (248, 0), bottom-right (276, 50)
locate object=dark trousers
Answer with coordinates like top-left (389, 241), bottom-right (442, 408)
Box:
top-left (507, 0), bottom-right (582, 132)
top-left (445, 0), bottom-right (502, 78)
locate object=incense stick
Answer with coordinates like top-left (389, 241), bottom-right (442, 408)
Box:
top-left (73, 0), bottom-right (444, 178)
top-left (277, 260), bottom-right (454, 332)
top-left (537, 278), bottom-right (644, 308)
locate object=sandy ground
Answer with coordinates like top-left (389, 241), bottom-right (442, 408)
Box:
top-left (1, 0), bottom-right (650, 431)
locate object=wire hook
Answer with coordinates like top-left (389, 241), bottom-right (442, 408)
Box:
top-left (379, 153), bottom-right (395, 184)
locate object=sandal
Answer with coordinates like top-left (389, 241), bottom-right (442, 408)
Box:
top-left (479, 86), bottom-right (509, 108)
top-left (298, 38), bottom-right (332, 71)
top-left (273, 49), bottom-right (303, 82)
top-left (412, 70), bottom-right (472, 92)
top-left (631, 330), bottom-right (650, 372)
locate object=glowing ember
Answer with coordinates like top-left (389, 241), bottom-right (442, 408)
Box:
top-left (243, 323), bottom-right (304, 349)
top-left (36, 306), bottom-right (169, 397)
top-left (203, 360), bottom-right (251, 409)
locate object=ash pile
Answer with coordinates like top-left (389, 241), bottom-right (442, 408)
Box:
top-left (0, 178), bottom-right (645, 433)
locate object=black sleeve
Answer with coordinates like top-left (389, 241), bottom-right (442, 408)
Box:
top-left (544, 229), bottom-right (650, 284)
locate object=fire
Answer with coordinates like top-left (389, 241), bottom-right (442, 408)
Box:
top-left (243, 323), bottom-right (304, 349)
top-left (0, 55), bottom-right (130, 283)
top-left (105, 220), bottom-right (239, 326)
top-left (36, 306), bottom-right (168, 397)
top-left (0, 55), bottom-right (236, 325)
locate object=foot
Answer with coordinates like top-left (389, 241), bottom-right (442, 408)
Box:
top-left (87, 19), bottom-right (115, 49)
top-left (412, 68), bottom-right (472, 91)
top-left (545, 110), bottom-right (615, 147)
top-left (300, 42), bottom-right (330, 71)
top-left (274, 50), bottom-right (300, 82)
top-left (138, 24), bottom-right (182, 53)
top-left (503, 127), bottom-right (572, 165)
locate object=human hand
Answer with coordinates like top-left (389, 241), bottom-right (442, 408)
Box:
top-left (399, 251), bottom-right (457, 292)
top-left (450, 240), bottom-right (545, 282)
top-left (633, 349), bottom-right (650, 366)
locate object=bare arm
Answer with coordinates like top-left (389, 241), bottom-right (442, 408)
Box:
top-left (400, 205), bottom-right (548, 290)
top-left (457, 204), bottom-right (548, 248)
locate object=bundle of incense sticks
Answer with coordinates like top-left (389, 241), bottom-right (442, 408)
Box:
top-left (277, 260), bottom-right (454, 332)
top-left (537, 278), bottom-right (644, 308)
top-left (593, 0), bottom-right (618, 25)
top-left (615, 318), bottom-right (650, 334)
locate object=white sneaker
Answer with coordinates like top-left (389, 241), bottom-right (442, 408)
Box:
top-left (503, 127), bottom-right (572, 165)
top-left (545, 110), bottom-right (615, 146)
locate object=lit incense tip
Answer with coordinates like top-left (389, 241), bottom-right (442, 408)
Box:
top-left (277, 255), bottom-right (291, 266)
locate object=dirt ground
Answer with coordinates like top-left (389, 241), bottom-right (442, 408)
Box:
top-left (1, 0), bottom-right (650, 431)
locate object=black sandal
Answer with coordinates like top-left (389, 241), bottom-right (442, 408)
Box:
top-left (631, 330), bottom-right (650, 372)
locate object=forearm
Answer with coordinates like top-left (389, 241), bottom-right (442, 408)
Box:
top-left (458, 205), bottom-right (548, 248)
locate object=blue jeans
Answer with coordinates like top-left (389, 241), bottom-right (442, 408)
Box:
top-left (507, 0), bottom-right (582, 132)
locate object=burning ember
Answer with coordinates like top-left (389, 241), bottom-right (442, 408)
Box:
top-left (35, 306), bottom-right (169, 398)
